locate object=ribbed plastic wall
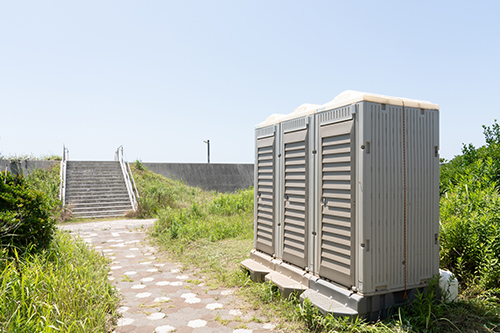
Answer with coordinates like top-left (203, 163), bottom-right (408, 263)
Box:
top-left (359, 103), bottom-right (439, 294)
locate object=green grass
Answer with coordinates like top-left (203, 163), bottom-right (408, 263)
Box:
top-left (130, 161), bottom-right (216, 218)
top-left (0, 230), bottom-right (120, 332)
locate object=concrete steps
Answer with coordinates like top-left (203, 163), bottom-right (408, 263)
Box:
top-left (65, 161), bottom-right (133, 218)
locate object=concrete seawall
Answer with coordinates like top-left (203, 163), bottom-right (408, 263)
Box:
top-left (0, 160), bottom-right (255, 193)
top-left (142, 163), bottom-right (254, 193)
top-left (0, 160), bottom-right (59, 176)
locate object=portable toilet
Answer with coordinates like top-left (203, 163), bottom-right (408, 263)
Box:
top-left (242, 90), bottom-right (440, 320)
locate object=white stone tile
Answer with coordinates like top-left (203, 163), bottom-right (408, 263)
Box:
top-left (206, 303), bottom-right (223, 310)
top-left (135, 292), bottom-right (152, 298)
top-left (155, 325), bottom-right (175, 333)
top-left (154, 297), bottom-right (170, 303)
top-left (185, 297), bottom-right (201, 304)
top-left (187, 319), bottom-right (206, 328)
top-left (141, 277), bottom-right (155, 282)
top-left (117, 306), bottom-right (129, 313)
top-left (155, 281), bottom-right (170, 286)
top-left (131, 284), bottom-right (146, 289)
top-left (117, 318), bottom-right (134, 326)
top-left (170, 281), bottom-right (183, 286)
top-left (147, 312), bottom-right (166, 320)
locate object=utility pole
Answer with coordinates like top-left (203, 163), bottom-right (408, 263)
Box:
top-left (203, 140), bottom-right (210, 163)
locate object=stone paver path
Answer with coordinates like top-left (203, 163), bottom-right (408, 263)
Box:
top-left (60, 219), bottom-right (277, 333)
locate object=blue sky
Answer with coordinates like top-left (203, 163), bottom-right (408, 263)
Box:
top-left (1, 1), bottom-right (499, 163)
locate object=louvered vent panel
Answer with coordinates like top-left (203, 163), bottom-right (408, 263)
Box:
top-left (256, 126), bottom-right (275, 138)
top-left (318, 120), bottom-right (355, 288)
top-left (317, 106), bottom-right (352, 125)
top-left (283, 118), bottom-right (307, 132)
top-left (256, 136), bottom-right (275, 255)
top-left (282, 130), bottom-right (308, 268)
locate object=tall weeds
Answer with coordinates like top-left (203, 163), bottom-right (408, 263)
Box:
top-left (0, 231), bottom-right (119, 332)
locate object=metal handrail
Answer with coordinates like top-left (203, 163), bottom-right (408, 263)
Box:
top-left (127, 161), bottom-right (140, 201)
top-left (115, 145), bottom-right (139, 210)
top-left (59, 145), bottom-right (69, 207)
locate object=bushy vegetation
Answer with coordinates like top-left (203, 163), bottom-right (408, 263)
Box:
top-left (440, 120), bottom-right (500, 293)
top-left (0, 171), bottom-right (56, 254)
top-left (1, 164), bottom-right (119, 332)
top-left (0, 231), bottom-right (119, 332)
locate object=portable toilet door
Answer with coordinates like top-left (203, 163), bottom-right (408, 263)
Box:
top-left (280, 116), bottom-right (312, 270)
top-left (254, 124), bottom-right (278, 257)
top-left (316, 105), bottom-right (357, 289)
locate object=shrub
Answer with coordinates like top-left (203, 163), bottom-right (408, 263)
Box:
top-left (0, 171), bottom-right (56, 254)
top-left (440, 120), bottom-right (500, 291)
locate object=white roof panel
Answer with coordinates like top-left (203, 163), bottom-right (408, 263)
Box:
top-left (256, 90), bottom-right (439, 127)
top-left (321, 90), bottom-right (439, 111)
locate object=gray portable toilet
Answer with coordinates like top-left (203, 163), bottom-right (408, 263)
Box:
top-left (242, 90), bottom-right (440, 320)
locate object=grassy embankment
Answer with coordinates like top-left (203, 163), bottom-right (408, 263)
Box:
top-left (0, 164), bottom-right (120, 332)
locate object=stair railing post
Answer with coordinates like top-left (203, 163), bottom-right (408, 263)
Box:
top-left (115, 145), bottom-right (138, 211)
top-left (59, 144), bottom-right (68, 207)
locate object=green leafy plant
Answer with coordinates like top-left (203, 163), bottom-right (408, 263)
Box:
top-left (0, 171), bottom-right (56, 254)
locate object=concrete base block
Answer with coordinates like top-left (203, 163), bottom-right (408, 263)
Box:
top-left (265, 271), bottom-right (307, 299)
top-left (240, 259), bottom-right (271, 282)
top-left (300, 289), bottom-right (358, 317)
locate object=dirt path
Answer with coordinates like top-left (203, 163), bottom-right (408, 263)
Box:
top-left (60, 219), bottom-right (276, 333)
